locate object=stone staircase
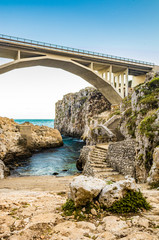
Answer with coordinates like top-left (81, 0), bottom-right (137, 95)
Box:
top-left (89, 144), bottom-right (124, 180)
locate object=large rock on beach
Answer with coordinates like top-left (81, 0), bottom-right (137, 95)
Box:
top-left (69, 175), bottom-right (106, 206)
top-left (99, 177), bottom-right (137, 207)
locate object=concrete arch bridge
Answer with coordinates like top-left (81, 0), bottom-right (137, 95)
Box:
top-left (0, 34), bottom-right (156, 105)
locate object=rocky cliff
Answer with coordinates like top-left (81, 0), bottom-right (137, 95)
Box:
top-left (0, 117), bottom-right (63, 178)
top-left (120, 72), bottom-right (159, 183)
top-left (54, 87), bottom-right (111, 142)
top-left (55, 73), bottom-right (159, 184)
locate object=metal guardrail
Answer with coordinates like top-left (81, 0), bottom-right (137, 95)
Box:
top-left (0, 34), bottom-right (154, 66)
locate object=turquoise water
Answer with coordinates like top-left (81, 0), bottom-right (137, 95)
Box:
top-left (15, 119), bottom-right (54, 128)
top-left (13, 119), bottom-right (84, 176)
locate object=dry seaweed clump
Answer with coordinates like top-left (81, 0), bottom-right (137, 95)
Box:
top-left (62, 190), bottom-right (151, 221)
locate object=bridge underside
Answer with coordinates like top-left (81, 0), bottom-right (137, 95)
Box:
top-left (0, 41), bottom-right (154, 105)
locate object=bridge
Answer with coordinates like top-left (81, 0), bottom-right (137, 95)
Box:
top-left (0, 34), bottom-right (157, 105)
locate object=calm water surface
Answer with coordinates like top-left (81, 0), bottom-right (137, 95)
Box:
top-left (13, 119), bottom-right (84, 176)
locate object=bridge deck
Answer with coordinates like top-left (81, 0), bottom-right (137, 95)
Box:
top-left (0, 34), bottom-right (154, 70)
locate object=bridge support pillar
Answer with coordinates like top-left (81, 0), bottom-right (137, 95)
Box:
top-left (125, 68), bottom-right (129, 97)
top-left (15, 50), bottom-right (21, 60)
top-left (109, 65), bottom-right (113, 85)
top-left (132, 74), bottom-right (146, 88)
top-left (113, 68), bottom-right (128, 98)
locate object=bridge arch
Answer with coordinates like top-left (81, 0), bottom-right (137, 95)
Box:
top-left (0, 55), bottom-right (122, 105)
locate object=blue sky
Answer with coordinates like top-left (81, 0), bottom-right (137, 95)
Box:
top-left (0, 0), bottom-right (159, 62)
top-left (0, 0), bottom-right (159, 118)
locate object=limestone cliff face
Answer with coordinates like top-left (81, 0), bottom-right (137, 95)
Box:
top-left (120, 72), bottom-right (159, 183)
top-left (54, 87), bottom-right (111, 140)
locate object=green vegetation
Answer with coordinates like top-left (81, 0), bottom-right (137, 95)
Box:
top-left (80, 96), bottom-right (87, 103)
top-left (145, 151), bottom-right (153, 170)
top-left (124, 107), bottom-right (132, 117)
top-left (122, 95), bottom-right (131, 109)
top-left (109, 110), bottom-right (120, 119)
top-left (149, 181), bottom-right (159, 189)
top-left (106, 190), bottom-right (151, 214)
top-left (62, 199), bottom-right (76, 216)
top-left (148, 77), bottom-right (159, 89)
top-left (139, 95), bottom-right (158, 109)
top-left (72, 117), bottom-right (75, 124)
top-left (88, 118), bottom-right (91, 124)
top-left (62, 199), bottom-right (101, 221)
top-left (62, 190), bottom-right (151, 220)
top-left (126, 112), bottom-right (137, 138)
top-left (139, 113), bottom-right (157, 139)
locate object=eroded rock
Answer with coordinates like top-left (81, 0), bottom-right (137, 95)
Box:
top-left (99, 177), bottom-right (136, 207)
top-left (69, 175), bottom-right (106, 206)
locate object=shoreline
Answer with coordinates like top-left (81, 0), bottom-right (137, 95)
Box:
top-left (0, 175), bottom-right (75, 192)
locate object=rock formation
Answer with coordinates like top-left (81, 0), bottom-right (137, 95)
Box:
top-left (69, 175), bottom-right (106, 206)
top-left (0, 117), bottom-right (63, 178)
top-left (54, 87), bottom-right (111, 143)
top-left (120, 72), bottom-right (159, 182)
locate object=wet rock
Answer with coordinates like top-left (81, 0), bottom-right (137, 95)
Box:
top-left (53, 172), bottom-right (59, 176)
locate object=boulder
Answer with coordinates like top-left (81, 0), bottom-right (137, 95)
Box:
top-left (69, 175), bottom-right (106, 206)
top-left (147, 147), bottom-right (159, 183)
top-left (99, 177), bottom-right (136, 207)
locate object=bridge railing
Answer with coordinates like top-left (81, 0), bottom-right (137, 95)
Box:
top-left (0, 34), bottom-right (154, 66)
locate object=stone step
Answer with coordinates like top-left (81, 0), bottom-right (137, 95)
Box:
top-left (90, 164), bottom-right (109, 169)
top-left (94, 171), bottom-right (119, 175)
top-left (90, 157), bottom-right (106, 162)
top-left (93, 168), bottom-right (117, 173)
top-left (93, 150), bottom-right (107, 154)
top-left (91, 162), bottom-right (108, 166)
top-left (90, 158), bottom-right (106, 161)
top-left (91, 166), bottom-right (114, 172)
top-left (90, 154), bottom-right (107, 158)
top-left (90, 153), bottom-right (107, 157)
top-left (90, 162), bottom-right (107, 166)
top-left (95, 145), bottom-right (109, 150)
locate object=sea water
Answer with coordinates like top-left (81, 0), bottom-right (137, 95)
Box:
top-left (13, 119), bottom-right (85, 176)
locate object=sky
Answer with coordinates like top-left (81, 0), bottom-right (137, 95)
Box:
top-left (0, 0), bottom-right (159, 119)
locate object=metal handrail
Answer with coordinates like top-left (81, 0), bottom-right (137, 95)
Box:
top-left (0, 33), bottom-right (154, 66)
